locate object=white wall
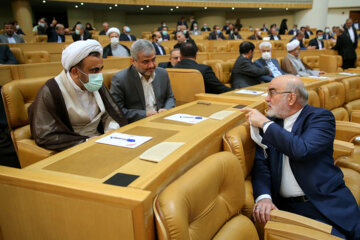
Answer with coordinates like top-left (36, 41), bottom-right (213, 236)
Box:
top-left (294, 0), bottom-right (328, 29)
top-left (327, 7), bottom-right (360, 28)
top-left (328, 0), bottom-right (360, 8)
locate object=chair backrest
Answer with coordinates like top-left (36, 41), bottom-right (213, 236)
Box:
top-left (319, 55), bottom-right (339, 73)
top-left (102, 69), bottom-right (119, 89)
top-left (35, 35), bottom-right (48, 43)
top-left (342, 77), bottom-right (360, 103)
top-left (202, 59), bottom-right (223, 81)
top-left (9, 47), bottom-right (25, 64)
top-left (166, 68), bottom-right (205, 105)
top-left (23, 51), bottom-right (51, 64)
top-left (272, 41), bottom-right (285, 50)
top-left (276, 57), bottom-right (284, 69)
top-left (216, 62), bottom-right (233, 85)
top-left (307, 90), bottom-right (321, 108)
top-left (302, 56), bottom-right (319, 70)
top-left (318, 82), bottom-right (349, 121)
top-left (154, 151), bottom-right (258, 240)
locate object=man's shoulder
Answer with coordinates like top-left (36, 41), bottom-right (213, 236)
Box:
top-left (302, 105), bottom-right (333, 119)
top-left (158, 62), bottom-right (171, 68)
top-left (113, 66), bottom-right (133, 81)
top-left (155, 66), bottom-right (168, 76)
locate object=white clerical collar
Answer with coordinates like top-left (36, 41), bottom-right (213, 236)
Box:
top-left (66, 71), bottom-right (86, 93)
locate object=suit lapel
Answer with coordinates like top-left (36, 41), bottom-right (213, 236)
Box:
top-left (130, 66), bottom-right (146, 108)
top-left (152, 69), bottom-right (161, 109)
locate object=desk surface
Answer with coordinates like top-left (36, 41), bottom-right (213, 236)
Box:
top-left (26, 99), bottom-right (262, 192)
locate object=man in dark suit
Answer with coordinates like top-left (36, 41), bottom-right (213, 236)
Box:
top-left (0, 22), bottom-right (24, 43)
top-left (201, 24), bottom-right (211, 32)
top-left (254, 42), bottom-right (286, 82)
top-left (151, 31), bottom-right (166, 55)
top-left (173, 32), bottom-right (197, 50)
top-left (308, 30), bottom-right (325, 49)
top-left (269, 27), bottom-right (281, 40)
top-left (175, 42), bottom-right (232, 94)
top-left (72, 24), bottom-right (92, 42)
top-left (241, 75), bottom-right (360, 239)
top-left (158, 48), bottom-right (181, 69)
top-left (288, 24), bottom-right (299, 35)
top-left (120, 26), bottom-right (136, 41)
top-left (110, 39), bottom-right (175, 123)
top-left (290, 31), bottom-right (313, 50)
top-left (304, 25), bottom-right (313, 39)
top-left (229, 27), bottom-right (242, 40)
top-left (248, 28), bottom-right (262, 40)
top-left (47, 23), bottom-right (65, 43)
top-left (177, 17), bottom-right (188, 28)
top-left (99, 22), bottom-right (109, 35)
top-left (332, 19), bottom-right (358, 69)
top-left (230, 41), bottom-right (270, 89)
top-left (0, 45), bottom-right (18, 64)
top-left (208, 25), bottom-right (226, 40)
top-left (161, 27), bottom-right (170, 41)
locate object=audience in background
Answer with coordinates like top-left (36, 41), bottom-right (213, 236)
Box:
top-left (158, 48), bottom-right (181, 68)
top-left (288, 24), bottom-right (299, 35)
top-left (0, 45), bottom-right (18, 64)
top-left (323, 26), bottom-right (334, 40)
top-left (229, 27), bottom-right (242, 40)
top-left (208, 25), bottom-right (226, 40)
top-left (269, 27), bottom-right (281, 40)
top-left (47, 23), bottom-right (65, 43)
top-left (234, 18), bottom-right (242, 31)
top-left (225, 23), bottom-right (235, 35)
top-left (99, 22), bottom-right (109, 35)
top-left (120, 26), bottom-right (136, 41)
top-left (13, 21), bottom-right (25, 36)
top-left (279, 18), bottom-right (288, 34)
top-left (33, 18), bottom-right (48, 35)
top-left (151, 31), bottom-right (166, 55)
top-left (0, 22), bottom-right (25, 43)
top-left (161, 27), bottom-right (170, 41)
top-left (304, 25), bottom-right (313, 39)
top-left (290, 32), bottom-right (311, 50)
top-left (201, 23), bottom-right (211, 32)
top-left (103, 27), bottom-right (130, 58)
top-left (222, 20), bottom-right (231, 32)
top-left (308, 30), bottom-right (325, 49)
top-left (248, 28), bottom-right (262, 40)
top-left (85, 23), bottom-right (94, 31)
top-left (261, 24), bottom-right (269, 32)
top-left (173, 31), bottom-right (197, 50)
top-left (110, 39), bottom-right (175, 123)
top-left (72, 24), bottom-right (92, 41)
top-left (157, 21), bottom-right (167, 31)
top-left (230, 41), bottom-right (270, 88)
top-left (190, 23), bottom-right (201, 35)
top-left (189, 16), bottom-right (198, 31)
top-left (254, 42), bottom-right (287, 82)
top-left (175, 42), bottom-right (233, 94)
top-left (177, 17), bottom-right (188, 28)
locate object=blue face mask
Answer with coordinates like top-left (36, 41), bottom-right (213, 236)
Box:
top-left (125, 27), bottom-right (131, 33)
top-left (77, 68), bottom-right (103, 92)
top-left (162, 30), bottom-right (168, 35)
top-left (216, 29), bottom-right (221, 34)
top-left (183, 30), bottom-right (187, 34)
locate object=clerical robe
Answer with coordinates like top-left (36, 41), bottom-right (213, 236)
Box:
top-left (29, 70), bottom-right (127, 151)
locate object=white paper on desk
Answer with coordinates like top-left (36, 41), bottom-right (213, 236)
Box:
top-left (164, 113), bottom-right (208, 124)
top-left (95, 132), bottom-right (152, 149)
top-left (308, 76), bottom-right (329, 79)
top-left (261, 93), bottom-right (268, 97)
top-left (140, 142), bottom-right (185, 162)
top-left (209, 110), bottom-right (236, 120)
top-left (235, 89), bottom-right (264, 95)
top-left (338, 72), bottom-right (357, 76)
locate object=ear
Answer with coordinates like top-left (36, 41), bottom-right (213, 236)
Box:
top-left (288, 93), bottom-right (297, 106)
top-left (131, 58), bottom-right (136, 66)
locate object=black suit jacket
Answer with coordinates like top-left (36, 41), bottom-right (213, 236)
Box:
top-left (120, 33), bottom-right (136, 41)
top-left (201, 27), bottom-right (211, 32)
top-left (158, 62), bottom-right (173, 68)
top-left (152, 42), bottom-right (166, 55)
top-left (230, 55), bottom-right (269, 88)
top-left (72, 31), bottom-right (92, 41)
top-left (103, 44), bottom-right (130, 58)
top-left (0, 45), bottom-right (18, 65)
top-left (332, 32), bottom-right (357, 63)
top-left (344, 25), bottom-right (358, 49)
top-left (173, 39), bottom-right (197, 50)
top-left (208, 32), bottom-right (226, 40)
top-left (229, 33), bottom-right (242, 40)
top-left (47, 26), bottom-right (65, 42)
top-left (308, 38), bottom-right (324, 49)
top-left (175, 59), bottom-right (232, 94)
top-left (269, 35), bottom-right (281, 40)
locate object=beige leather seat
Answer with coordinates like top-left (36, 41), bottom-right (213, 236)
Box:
top-left (319, 55), bottom-right (343, 73)
top-left (342, 76), bottom-right (360, 123)
top-left (1, 78), bottom-right (56, 167)
top-left (302, 56), bottom-right (320, 70)
top-left (9, 47), bottom-right (25, 64)
top-left (35, 35), bottom-right (47, 43)
top-left (23, 51), bottom-right (51, 64)
top-left (215, 62), bottom-right (233, 87)
top-left (166, 68), bottom-right (205, 106)
top-left (154, 152), bottom-right (338, 240)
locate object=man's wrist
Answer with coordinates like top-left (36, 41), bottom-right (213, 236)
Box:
top-left (262, 120), bottom-right (272, 129)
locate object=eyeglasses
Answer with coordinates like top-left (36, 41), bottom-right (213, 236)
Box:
top-left (267, 90), bottom-right (293, 98)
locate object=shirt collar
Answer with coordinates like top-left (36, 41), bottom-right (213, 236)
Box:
top-left (137, 71), bottom-right (155, 84)
top-left (66, 71), bottom-right (86, 93)
top-left (283, 108), bottom-right (303, 131)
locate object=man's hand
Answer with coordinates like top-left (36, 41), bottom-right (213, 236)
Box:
top-left (307, 46), bottom-right (316, 50)
top-left (158, 108), bottom-right (167, 113)
top-left (319, 71), bottom-right (326, 74)
top-left (240, 108), bottom-right (270, 128)
top-left (253, 198), bottom-right (278, 224)
top-left (146, 110), bottom-right (158, 117)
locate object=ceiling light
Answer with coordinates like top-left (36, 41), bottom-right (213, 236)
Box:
top-left (146, 5), bottom-right (150, 8)
top-left (176, 6), bottom-right (179, 9)
top-left (231, 7), bottom-right (235, 10)
top-left (42, 0), bottom-right (46, 3)
top-left (114, 4), bottom-right (118, 7)
top-left (80, 2), bottom-right (84, 5)
top-left (204, 7), bottom-right (207, 10)
top-left (109, 6), bottom-right (112, 10)
top-left (140, 7), bottom-right (144, 10)
top-left (170, 8), bottom-right (174, 11)
top-left (259, 7), bottom-right (262, 10)
top-left (75, 5), bottom-right (78, 8)
top-left (286, 8), bottom-right (289, 10)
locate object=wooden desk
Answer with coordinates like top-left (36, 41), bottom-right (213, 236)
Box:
top-left (320, 72), bottom-right (359, 81)
top-left (2, 99), bottom-right (263, 239)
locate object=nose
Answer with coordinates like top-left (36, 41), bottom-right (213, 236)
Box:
top-left (265, 93), bottom-right (271, 102)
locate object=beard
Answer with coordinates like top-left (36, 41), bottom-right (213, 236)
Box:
top-left (267, 94), bottom-right (290, 119)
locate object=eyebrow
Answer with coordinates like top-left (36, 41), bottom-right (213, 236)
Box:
top-left (89, 65), bottom-right (104, 71)
top-left (268, 88), bottom-right (276, 91)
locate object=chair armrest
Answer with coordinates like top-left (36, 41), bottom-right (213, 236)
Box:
top-left (350, 110), bottom-right (360, 123)
top-left (336, 158), bottom-right (360, 173)
top-left (335, 121), bottom-right (360, 143)
top-left (270, 209), bottom-right (332, 234)
top-left (17, 139), bottom-right (56, 168)
top-left (333, 139), bottom-right (354, 160)
top-left (264, 221), bottom-right (342, 240)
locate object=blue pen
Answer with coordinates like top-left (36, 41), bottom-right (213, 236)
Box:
top-left (180, 116), bottom-right (202, 119)
top-left (110, 136), bottom-right (136, 142)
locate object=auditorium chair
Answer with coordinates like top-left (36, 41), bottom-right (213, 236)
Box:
top-left (276, 57), bottom-right (284, 69)
top-left (9, 47), bottom-right (25, 64)
top-left (154, 151), bottom-right (338, 240)
top-left (102, 69), bottom-right (119, 89)
top-left (1, 78), bottom-right (56, 167)
top-left (214, 61), bottom-right (233, 87)
top-left (166, 68), bottom-right (205, 105)
top-left (319, 55), bottom-right (343, 73)
top-left (35, 35), bottom-right (47, 43)
top-left (342, 76), bottom-right (360, 123)
top-left (23, 51), bottom-right (51, 64)
top-left (303, 39), bottom-right (310, 47)
top-left (301, 56), bottom-right (320, 70)
top-left (271, 41), bottom-right (285, 50)
top-left (202, 59), bottom-right (223, 80)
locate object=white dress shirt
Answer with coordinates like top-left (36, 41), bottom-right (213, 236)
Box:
top-left (111, 44), bottom-right (130, 57)
top-left (255, 108), bottom-right (305, 203)
top-left (138, 72), bottom-right (157, 111)
top-left (348, 27), bottom-right (355, 43)
top-left (265, 59), bottom-right (282, 77)
top-left (155, 43), bottom-right (164, 55)
top-left (7, 36), bottom-right (16, 43)
top-left (317, 39), bottom-right (323, 50)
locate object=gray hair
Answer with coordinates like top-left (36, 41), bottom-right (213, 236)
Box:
top-left (259, 41), bottom-right (272, 50)
top-left (285, 80), bottom-right (308, 106)
top-left (130, 39), bottom-right (155, 60)
top-left (76, 24), bottom-right (84, 29)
